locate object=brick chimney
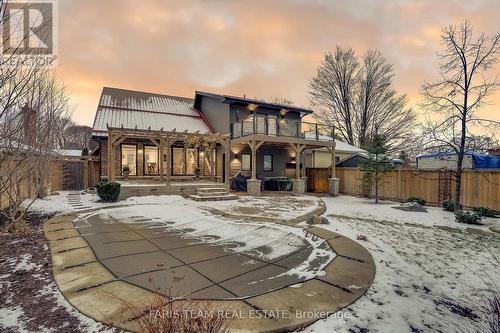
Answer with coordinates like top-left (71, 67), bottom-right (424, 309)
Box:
top-left (22, 106), bottom-right (37, 143)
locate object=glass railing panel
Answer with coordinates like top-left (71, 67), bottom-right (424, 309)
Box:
top-left (242, 118), bottom-right (253, 136)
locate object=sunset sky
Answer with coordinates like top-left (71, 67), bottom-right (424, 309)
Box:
top-left (56, 0), bottom-right (500, 127)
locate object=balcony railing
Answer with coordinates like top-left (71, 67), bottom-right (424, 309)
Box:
top-left (231, 114), bottom-right (335, 141)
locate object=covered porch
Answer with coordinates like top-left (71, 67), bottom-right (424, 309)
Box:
top-left (229, 134), bottom-right (338, 196)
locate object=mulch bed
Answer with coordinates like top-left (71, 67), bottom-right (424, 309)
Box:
top-left (0, 212), bottom-right (115, 333)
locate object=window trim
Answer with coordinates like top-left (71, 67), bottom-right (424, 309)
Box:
top-left (263, 154), bottom-right (273, 172)
top-left (170, 146), bottom-right (202, 176)
top-left (120, 143), bottom-right (138, 176)
top-left (241, 153), bottom-right (251, 171)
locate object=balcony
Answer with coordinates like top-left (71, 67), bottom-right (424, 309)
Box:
top-left (231, 114), bottom-right (335, 142)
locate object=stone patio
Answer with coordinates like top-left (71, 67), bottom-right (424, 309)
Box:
top-left (44, 203), bottom-right (375, 332)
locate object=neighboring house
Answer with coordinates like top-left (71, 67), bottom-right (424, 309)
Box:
top-left (306, 140), bottom-right (366, 168)
top-left (416, 151), bottom-right (500, 170)
top-left (90, 87), bottom-right (337, 195)
top-left (335, 152), bottom-right (403, 168)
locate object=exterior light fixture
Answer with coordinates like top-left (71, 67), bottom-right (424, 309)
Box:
top-left (248, 103), bottom-right (257, 111)
top-left (280, 108), bottom-right (288, 116)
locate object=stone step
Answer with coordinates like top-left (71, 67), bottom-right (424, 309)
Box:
top-left (189, 194), bottom-right (238, 201)
top-left (197, 187), bottom-right (228, 194)
top-left (197, 191), bottom-right (229, 197)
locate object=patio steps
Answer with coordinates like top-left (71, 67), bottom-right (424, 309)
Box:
top-left (189, 187), bottom-right (238, 201)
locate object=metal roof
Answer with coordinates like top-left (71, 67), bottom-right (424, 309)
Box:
top-left (92, 87), bottom-right (211, 137)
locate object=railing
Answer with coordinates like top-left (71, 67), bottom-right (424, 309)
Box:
top-left (231, 114), bottom-right (335, 141)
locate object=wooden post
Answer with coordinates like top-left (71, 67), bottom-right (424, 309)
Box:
top-left (328, 146), bottom-right (336, 178)
top-left (251, 140), bottom-right (257, 179)
top-left (295, 145), bottom-right (300, 180)
top-left (107, 132), bottom-right (114, 181)
top-left (159, 138), bottom-right (164, 182)
top-left (165, 135), bottom-right (171, 186)
top-left (83, 158), bottom-right (89, 189)
top-left (224, 138), bottom-right (230, 186)
top-left (210, 143), bottom-right (216, 181)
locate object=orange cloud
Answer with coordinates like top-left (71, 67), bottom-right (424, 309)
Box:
top-left (55, 0), bottom-right (500, 129)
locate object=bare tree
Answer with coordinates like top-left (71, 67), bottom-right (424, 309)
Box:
top-left (309, 46), bottom-right (358, 145)
top-left (268, 96), bottom-right (294, 106)
top-left (355, 50), bottom-right (416, 150)
top-left (56, 120), bottom-right (94, 150)
top-left (309, 47), bottom-right (416, 151)
top-left (421, 20), bottom-right (500, 211)
top-left (1, 0), bottom-right (71, 229)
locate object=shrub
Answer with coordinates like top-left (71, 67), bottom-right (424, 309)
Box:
top-left (455, 210), bottom-right (483, 225)
top-left (95, 181), bottom-right (121, 202)
top-left (443, 200), bottom-right (455, 212)
top-left (407, 197), bottom-right (426, 206)
top-left (473, 207), bottom-right (499, 218)
top-left (122, 165), bottom-right (130, 173)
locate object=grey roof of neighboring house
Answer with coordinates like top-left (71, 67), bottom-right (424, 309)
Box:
top-left (92, 87), bottom-right (212, 137)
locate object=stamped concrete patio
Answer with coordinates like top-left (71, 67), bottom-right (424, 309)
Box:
top-left (44, 197), bottom-right (375, 332)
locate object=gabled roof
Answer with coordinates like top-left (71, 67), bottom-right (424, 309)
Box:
top-left (194, 91), bottom-right (313, 116)
top-left (92, 87), bottom-right (212, 137)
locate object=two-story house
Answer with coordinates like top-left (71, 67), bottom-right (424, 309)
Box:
top-left (91, 87), bottom-right (338, 196)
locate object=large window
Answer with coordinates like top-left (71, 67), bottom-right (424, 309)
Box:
top-left (264, 154), bottom-right (273, 171)
top-left (200, 151), bottom-right (213, 176)
top-left (241, 153), bottom-right (251, 171)
top-left (121, 144), bottom-right (137, 176)
top-left (144, 146), bottom-right (159, 175)
top-left (186, 149), bottom-right (198, 175)
top-left (172, 147), bottom-right (185, 175)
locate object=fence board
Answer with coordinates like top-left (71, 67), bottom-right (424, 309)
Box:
top-left (336, 168), bottom-right (500, 210)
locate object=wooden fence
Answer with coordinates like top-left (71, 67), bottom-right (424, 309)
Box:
top-left (0, 160), bottom-right (63, 209)
top-left (335, 168), bottom-right (500, 210)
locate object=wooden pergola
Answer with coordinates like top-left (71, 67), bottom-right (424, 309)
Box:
top-left (106, 126), bottom-right (231, 185)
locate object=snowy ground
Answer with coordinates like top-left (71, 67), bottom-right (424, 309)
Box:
top-left (0, 214), bottom-right (117, 333)
top-left (5, 192), bottom-right (500, 333)
top-left (197, 194), bottom-right (322, 220)
top-left (305, 195), bottom-right (500, 333)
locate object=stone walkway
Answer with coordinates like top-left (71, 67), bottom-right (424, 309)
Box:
top-left (44, 204), bottom-right (375, 332)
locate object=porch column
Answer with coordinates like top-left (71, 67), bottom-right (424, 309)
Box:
top-left (224, 138), bottom-right (230, 186)
top-left (210, 142), bottom-right (216, 181)
top-left (290, 143), bottom-right (306, 194)
top-left (165, 135), bottom-right (171, 186)
top-left (159, 138), bottom-right (164, 182)
top-left (328, 146), bottom-right (336, 178)
top-left (107, 131), bottom-right (115, 181)
top-left (328, 146), bottom-right (339, 196)
top-left (251, 140), bottom-right (257, 179)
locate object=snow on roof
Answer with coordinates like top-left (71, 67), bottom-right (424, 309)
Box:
top-left (335, 139), bottom-right (366, 153)
top-left (55, 149), bottom-right (83, 157)
top-left (309, 135), bottom-right (366, 153)
top-left (92, 87), bottom-right (211, 137)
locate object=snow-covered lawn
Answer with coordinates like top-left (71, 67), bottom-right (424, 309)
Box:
top-left (323, 195), bottom-right (499, 231)
top-left (8, 192), bottom-right (500, 333)
top-left (306, 195), bottom-right (500, 333)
